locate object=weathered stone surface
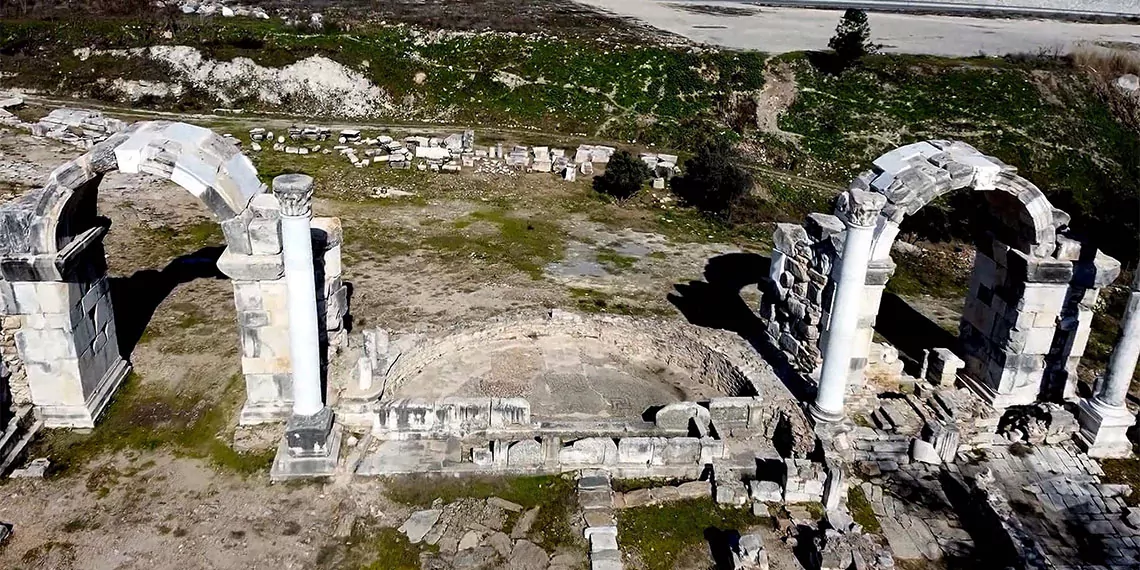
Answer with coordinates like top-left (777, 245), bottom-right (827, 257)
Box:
top-left (508, 439), bottom-right (543, 466)
top-left (510, 507), bottom-right (540, 539)
top-left (655, 402), bottom-right (710, 432)
top-left (399, 509), bottom-right (442, 543)
top-left (508, 539), bottom-right (549, 570)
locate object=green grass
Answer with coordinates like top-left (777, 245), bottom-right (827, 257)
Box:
top-left (316, 519), bottom-right (430, 570)
top-left (383, 474), bottom-right (580, 550)
top-left (136, 220), bottom-right (224, 267)
top-left (425, 209), bottom-right (566, 280)
top-left (25, 373), bottom-right (275, 479)
top-left (617, 498), bottom-right (769, 570)
top-left (0, 17), bottom-right (765, 148)
top-left (1100, 458), bottom-right (1140, 507)
top-left (846, 485), bottom-right (882, 533)
top-left (884, 249), bottom-right (969, 299)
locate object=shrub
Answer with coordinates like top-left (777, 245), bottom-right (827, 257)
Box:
top-left (671, 139), bottom-right (753, 219)
top-left (828, 9), bottom-right (879, 70)
top-left (593, 150), bottom-right (650, 200)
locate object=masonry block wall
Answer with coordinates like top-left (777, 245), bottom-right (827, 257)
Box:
top-left (219, 193), bottom-right (348, 425)
top-left (0, 224), bottom-right (129, 428)
top-left (0, 121), bottom-right (324, 429)
top-left (758, 140), bottom-right (1121, 408)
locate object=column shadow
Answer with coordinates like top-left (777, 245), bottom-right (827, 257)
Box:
top-left (874, 292), bottom-right (961, 376)
top-left (667, 252), bottom-right (815, 401)
top-left (109, 245), bottom-right (227, 358)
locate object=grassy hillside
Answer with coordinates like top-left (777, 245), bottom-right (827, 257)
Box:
top-left (0, 15), bottom-right (1136, 258)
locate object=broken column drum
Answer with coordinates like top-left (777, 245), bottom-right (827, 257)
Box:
top-left (812, 189), bottom-right (886, 423)
top-left (1077, 269), bottom-right (1140, 457)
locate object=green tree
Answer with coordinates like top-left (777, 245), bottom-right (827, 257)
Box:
top-left (593, 150), bottom-right (651, 200)
top-left (672, 139), bottom-right (753, 220)
top-left (828, 9), bottom-right (878, 69)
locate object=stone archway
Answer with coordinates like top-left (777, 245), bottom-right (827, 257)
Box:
top-left (760, 140), bottom-right (1121, 416)
top-left (0, 121), bottom-right (348, 428)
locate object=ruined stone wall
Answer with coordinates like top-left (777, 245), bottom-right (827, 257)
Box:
top-left (0, 264), bottom-right (126, 428)
top-left (219, 192), bottom-right (348, 424)
top-left (758, 140), bottom-right (1121, 408)
top-left (0, 315), bottom-right (28, 407)
top-left (381, 311), bottom-right (773, 402)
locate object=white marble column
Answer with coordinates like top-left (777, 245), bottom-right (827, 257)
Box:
top-left (1078, 270), bottom-right (1140, 457)
top-left (812, 189), bottom-right (886, 423)
top-left (270, 174), bottom-right (341, 480)
top-left (274, 174), bottom-right (324, 417)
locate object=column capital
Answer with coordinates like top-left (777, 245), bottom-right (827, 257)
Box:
top-left (836, 189), bottom-right (886, 228)
top-left (272, 174), bottom-right (314, 218)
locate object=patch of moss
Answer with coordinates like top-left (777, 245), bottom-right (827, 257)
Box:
top-left (567, 287), bottom-right (672, 318)
top-left (425, 209), bottom-right (566, 280)
top-left (1100, 458), bottom-right (1140, 507)
top-left (595, 246), bottom-right (638, 273)
top-left (612, 478), bottom-right (688, 493)
top-left (316, 519), bottom-right (429, 570)
top-left (617, 498), bottom-right (769, 570)
top-left (846, 485), bottom-right (882, 533)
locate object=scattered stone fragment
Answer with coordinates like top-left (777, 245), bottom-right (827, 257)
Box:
top-left (488, 497), bottom-right (524, 513)
top-left (10, 458), bottom-right (49, 479)
top-left (399, 509), bottom-right (442, 544)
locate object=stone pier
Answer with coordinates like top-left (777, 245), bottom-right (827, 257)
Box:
top-left (1077, 269), bottom-right (1140, 457)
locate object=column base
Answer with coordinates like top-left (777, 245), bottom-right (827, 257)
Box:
top-left (39, 358), bottom-right (131, 429)
top-left (239, 400), bottom-right (292, 426)
top-left (270, 408), bottom-right (342, 481)
top-left (809, 402), bottom-right (845, 424)
top-left (1076, 398), bottom-right (1136, 459)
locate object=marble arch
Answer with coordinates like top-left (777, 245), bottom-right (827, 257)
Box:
top-left (759, 140), bottom-right (1120, 420)
top-left (0, 121), bottom-right (347, 428)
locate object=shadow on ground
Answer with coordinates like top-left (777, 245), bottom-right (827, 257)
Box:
top-left (109, 245), bottom-right (227, 357)
top-left (874, 292), bottom-right (960, 377)
top-left (668, 252), bottom-right (814, 401)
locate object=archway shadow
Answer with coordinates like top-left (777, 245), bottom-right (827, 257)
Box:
top-left (874, 292), bottom-right (961, 377)
top-left (109, 245), bottom-right (227, 357)
top-left (667, 253), bottom-right (814, 401)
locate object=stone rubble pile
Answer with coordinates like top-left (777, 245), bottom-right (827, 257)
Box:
top-left (397, 496), bottom-right (585, 570)
top-left (164, 1), bottom-right (270, 19)
top-left (242, 125), bottom-right (669, 182)
top-left (0, 95), bottom-right (23, 126)
top-left (29, 109), bottom-right (126, 149)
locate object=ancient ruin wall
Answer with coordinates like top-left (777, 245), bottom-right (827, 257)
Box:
top-left (759, 140), bottom-right (1120, 406)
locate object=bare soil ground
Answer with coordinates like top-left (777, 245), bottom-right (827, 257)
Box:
top-left (0, 105), bottom-right (768, 568)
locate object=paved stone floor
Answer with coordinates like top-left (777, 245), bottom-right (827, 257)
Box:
top-left (860, 464), bottom-right (975, 563)
top-left (970, 444), bottom-right (1140, 569)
